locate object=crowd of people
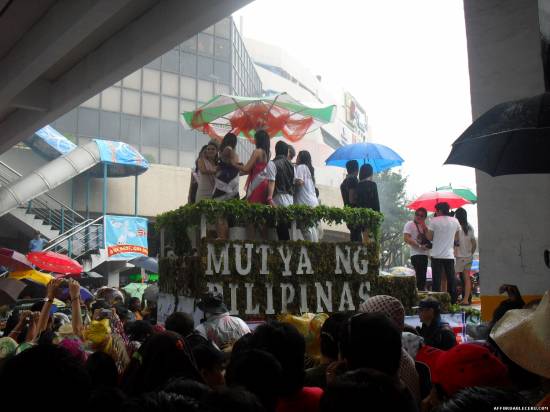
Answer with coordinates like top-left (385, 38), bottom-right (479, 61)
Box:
top-left (0, 279), bottom-right (548, 411)
top-left (188, 130), bottom-right (320, 241)
top-left (403, 202), bottom-right (477, 305)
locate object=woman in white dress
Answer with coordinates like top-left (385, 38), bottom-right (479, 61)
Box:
top-left (294, 150), bottom-right (319, 242)
top-left (195, 142), bottom-right (218, 202)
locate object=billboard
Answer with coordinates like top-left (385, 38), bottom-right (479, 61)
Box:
top-left (104, 215), bottom-right (148, 260)
top-left (344, 92), bottom-right (368, 138)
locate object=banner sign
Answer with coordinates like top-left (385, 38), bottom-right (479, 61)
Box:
top-left (197, 240), bottom-right (378, 316)
top-left (104, 215), bottom-right (148, 261)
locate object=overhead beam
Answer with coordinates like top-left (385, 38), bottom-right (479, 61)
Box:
top-left (0, 0), bottom-right (251, 154)
top-left (0, 0), bottom-right (135, 108)
top-left (10, 80), bottom-right (51, 112)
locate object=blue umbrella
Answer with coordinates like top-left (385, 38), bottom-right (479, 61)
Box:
top-left (325, 142), bottom-right (404, 172)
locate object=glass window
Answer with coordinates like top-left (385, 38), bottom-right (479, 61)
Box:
top-left (203, 25), bottom-right (214, 35)
top-left (161, 50), bottom-right (179, 73)
top-left (197, 80), bottom-right (213, 102)
top-left (161, 72), bottom-right (179, 97)
top-left (161, 96), bottom-right (179, 121)
top-left (143, 68), bottom-right (160, 93)
top-left (181, 35), bottom-right (197, 51)
top-left (122, 89), bottom-right (140, 116)
top-left (160, 149), bottom-right (178, 166)
top-left (180, 52), bottom-right (196, 76)
top-left (197, 33), bottom-right (214, 55)
top-left (142, 93), bottom-right (160, 118)
top-left (215, 83), bottom-right (230, 95)
top-left (101, 87), bottom-right (121, 112)
top-left (141, 117), bottom-right (159, 146)
top-left (180, 99), bottom-right (196, 112)
top-left (197, 56), bottom-right (213, 79)
top-left (123, 70), bottom-right (141, 89)
top-left (78, 108), bottom-right (99, 137)
top-left (160, 120), bottom-right (178, 149)
top-left (214, 60), bottom-right (230, 84)
top-left (215, 18), bottom-right (230, 39)
top-left (179, 128), bottom-right (196, 152)
top-left (121, 114), bottom-right (141, 145)
top-left (81, 94), bottom-right (100, 109)
top-left (99, 110), bottom-right (120, 139)
top-left (145, 56), bottom-right (161, 70)
top-left (215, 37), bottom-right (230, 59)
top-left (141, 146), bottom-right (158, 164)
top-left (53, 109), bottom-right (77, 134)
top-left (180, 76), bottom-right (196, 100)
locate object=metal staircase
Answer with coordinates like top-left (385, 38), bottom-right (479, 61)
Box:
top-left (0, 160), bottom-right (108, 271)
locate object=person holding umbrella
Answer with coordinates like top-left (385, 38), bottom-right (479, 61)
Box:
top-left (340, 160), bottom-right (361, 242)
top-left (425, 202), bottom-right (461, 303)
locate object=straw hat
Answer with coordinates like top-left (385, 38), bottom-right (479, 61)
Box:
top-left (490, 289), bottom-right (550, 378)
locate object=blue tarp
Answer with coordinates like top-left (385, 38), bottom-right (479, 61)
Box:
top-left (26, 125), bottom-right (77, 159)
top-left (92, 139), bottom-right (149, 177)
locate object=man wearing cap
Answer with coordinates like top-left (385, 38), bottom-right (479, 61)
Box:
top-left (195, 291), bottom-right (250, 349)
top-left (417, 297), bottom-right (456, 350)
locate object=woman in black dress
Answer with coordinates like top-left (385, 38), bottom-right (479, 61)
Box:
top-left (356, 163), bottom-right (380, 243)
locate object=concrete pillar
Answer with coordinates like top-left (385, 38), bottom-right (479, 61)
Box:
top-left (464, 0), bottom-right (550, 319)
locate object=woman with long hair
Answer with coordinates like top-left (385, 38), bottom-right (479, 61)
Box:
top-left (195, 141), bottom-right (218, 202)
top-left (294, 150), bottom-right (319, 241)
top-left (188, 145), bottom-right (207, 204)
top-left (241, 130), bottom-right (270, 204)
top-left (454, 207), bottom-right (477, 305)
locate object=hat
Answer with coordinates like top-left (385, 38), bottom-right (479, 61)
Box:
top-left (430, 343), bottom-right (509, 396)
top-left (58, 323), bottom-right (75, 336)
top-left (359, 295), bottom-right (405, 331)
top-left (197, 292), bottom-right (228, 315)
top-left (490, 289), bottom-right (550, 378)
top-left (0, 337), bottom-right (17, 359)
top-left (419, 297), bottom-right (440, 310)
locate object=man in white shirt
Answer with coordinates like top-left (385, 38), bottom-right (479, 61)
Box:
top-left (426, 202), bottom-right (460, 304)
top-left (403, 208), bottom-right (430, 290)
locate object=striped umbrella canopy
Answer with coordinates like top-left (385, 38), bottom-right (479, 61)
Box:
top-left (182, 93), bottom-right (336, 142)
top-left (436, 185), bottom-right (477, 204)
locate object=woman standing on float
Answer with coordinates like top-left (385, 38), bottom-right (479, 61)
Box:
top-left (241, 130), bottom-right (270, 204)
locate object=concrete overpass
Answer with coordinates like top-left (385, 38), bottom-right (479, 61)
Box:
top-left (0, 0), bottom-right (250, 154)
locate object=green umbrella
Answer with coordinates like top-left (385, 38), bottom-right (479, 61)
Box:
top-left (182, 92), bottom-right (336, 142)
top-left (122, 283), bottom-right (148, 299)
top-left (436, 185), bottom-right (477, 204)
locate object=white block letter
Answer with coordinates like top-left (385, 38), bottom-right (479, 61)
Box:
top-left (315, 281), bottom-right (333, 312)
top-left (228, 283), bottom-right (239, 315)
top-left (206, 243), bottom-right (230, 275)
top-left (234, 243), bottom-right (253, 275)
top-left (256, 244), bottom-right (271, 275)
top-left (299, 284), bottom-right (310, 313)
top-left (265, 283), bottom-right (275, 315)
top-left (245, 283), bottom-right (260, 314)
top-left (280, 283), bottom-right (295, 313)
top-left (338, 282), bottom-right (356, 311)
top-left (296, 247), bottom-right (313, 275)
top-left (353, 246), bottom-right (369, 274)
top-left (335, 246), bottom-right (352, 274)
top-left (278, 246), bottom-right (293, 277)
top-left (358, 281), bottom-right (371, 304)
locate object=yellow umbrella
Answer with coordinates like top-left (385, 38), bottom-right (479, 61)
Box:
top-left (9, 269), bottom-right (54, 285)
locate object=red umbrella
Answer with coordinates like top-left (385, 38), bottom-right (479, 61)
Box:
top-left (27, 251), bottom-right (82, 275)
top-left (407, 191), bottom-right (471, 212)
top-left (0, 248), bottom-right (33, 272)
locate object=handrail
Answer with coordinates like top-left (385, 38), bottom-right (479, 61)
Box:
top-left (44, 216), bottom-right (104, 251)
top-left (0, 160), bottom-right (85, 220)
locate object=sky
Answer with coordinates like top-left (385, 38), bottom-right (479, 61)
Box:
top-left (233, 0), bottom-right (478, 229)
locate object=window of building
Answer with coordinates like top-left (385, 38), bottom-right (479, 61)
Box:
top-left (77, 108), bottom-right (99, 136)
top-left (197, 80), bottom-right (213, 102)
top-left (122, 89), bottom-right (141, 116)
top-left (161, 72), bottom-right (179, 97)
top-left (180, 99), bottom-right (196, 113)
top-left (161, 96), bottom-right (179, 121)
top-left (180, 76), bottom-right (196, 100)
top-left (161, 50), bottom-right (179, 73)
top-left (203, 25), bottom-right (214, 35)
top-left (99, 110), bottom-right (120, 140)
top-left (214, 60), bottom-right (230, 84)
top-left (160, 120), bottom-right (178, 149)
top-left (53, 109), bottom-right (77, 134)
top-left (123, 70), bottom-right (141, 90)
top-left (142, 93), bottom-right (160, 118)
top-left (215, 18), bottom-right (230, 39)
top-left (181, 35), bottom-right (197, 52)
top-left (141, 117), bottom-right (159, 146)
top-left (214, 83), bottom-right (230, 95)
top-left (198, 33), bottom-right (214, 55)
top-left (215, 37), bottom-right (230, 60)
top-left (141, 146), bottom-right (158, 164)
top-left (121, 114), bottom-right (141, 145)
top-left (101, 87), bottom-right (121, 112)
top-left (145, 56), bottom-right (161, 70)
top-left (82, 94), bottom-right (100, 109)
top-left (143, 68), bottom-right (160, 93)
top-left (180, 52), bottom-right (196, 76)
top-left (198, 56), bottom-right (214, 79)
top-left (160, 149), bottom-right (178, 166)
